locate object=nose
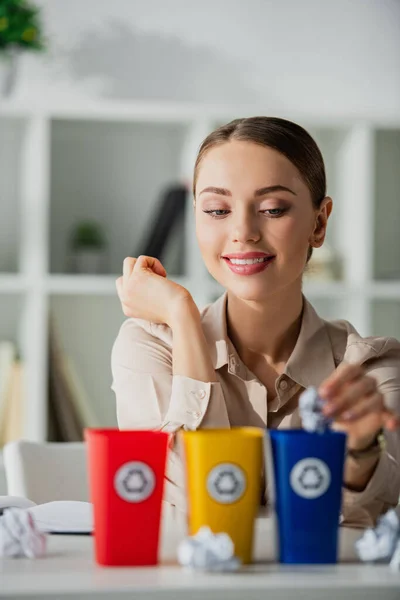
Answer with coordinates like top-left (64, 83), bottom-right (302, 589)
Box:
top-left (231, 208), bottom-right (261, 245)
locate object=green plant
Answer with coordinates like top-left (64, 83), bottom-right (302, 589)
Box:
top-left (0, 0), bottom-right (46, 53)
top-left (70, 221), bottom-right (107, 250)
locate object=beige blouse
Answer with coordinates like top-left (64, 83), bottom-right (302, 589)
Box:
top-left (111, 292), bottom-right (400, 527)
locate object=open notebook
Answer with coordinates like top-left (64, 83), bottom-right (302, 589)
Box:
top-left (0, 496), bottom-right (93, 534)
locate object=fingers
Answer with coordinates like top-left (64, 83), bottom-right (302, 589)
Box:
top-left (322, 375), bottom-right (377, 418)
top-left (115, 276), bottom-right (130, 316)
top-left (117, 256), bottom-right (167, 313)
top-left (383, 409), bottom-right (400, 431)
top-left (115, 276), bottom-right (123, 297)
top-left (152, 258), bottom-right (167, 277)
top-left (122, 256), bottom-right (166, 281)
top-left (319, 362), bottom-right (364, 399)
top-left (336, 391), bottom-right (383, 422)
top-left (317, 362), bottom-right (400, 435)
top-left (123, 257), bottom-right (137, 279)
top-left (134, 255), bottom-right (167, 277)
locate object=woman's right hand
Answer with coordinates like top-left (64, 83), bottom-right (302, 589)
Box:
top-left (116, 256), bottom-right (194, 327)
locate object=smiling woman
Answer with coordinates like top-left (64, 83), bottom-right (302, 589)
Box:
top-left (193, 117), bottom-right (331, 298)
top-left (111, 116), bottom-right (400, 528)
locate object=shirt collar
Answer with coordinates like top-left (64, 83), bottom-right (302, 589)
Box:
top-left (202, 291), bottom-right (336, 389)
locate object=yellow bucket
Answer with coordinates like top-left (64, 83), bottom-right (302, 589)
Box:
top-left (181, 427), bottom-right (263, 564)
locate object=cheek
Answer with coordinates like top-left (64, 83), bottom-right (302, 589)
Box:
top-left (270, 217), bottom-right (310, 254)
top-left (196, 218), bottom-right (223, 257)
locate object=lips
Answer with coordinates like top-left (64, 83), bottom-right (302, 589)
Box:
top-left (224, 256), bottom-right (273, 265)
top-left (222, 255), bottom-right (276, 276)
top-left (223, 252), bottom-right (275, 260)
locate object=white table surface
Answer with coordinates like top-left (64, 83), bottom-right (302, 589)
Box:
top-left (1, 514), bottom-right (399, 600)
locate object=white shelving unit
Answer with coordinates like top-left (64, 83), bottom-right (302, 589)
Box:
top-left (1, 99), bottom-right (400, 443)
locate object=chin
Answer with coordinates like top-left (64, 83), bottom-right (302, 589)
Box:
top-left (216, 274), bottom-right (276, 302)
top-left (230, 283), bottom-right (275, 302)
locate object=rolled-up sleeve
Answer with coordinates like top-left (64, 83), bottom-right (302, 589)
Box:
top-left (341, 337), bottom-right (400, 527)
top-left (111, 318), bottom-right (229, 432)
top-left (111, 318), bottom-right (229, 510)
top-left (342, 449), bottom-right (399, 527)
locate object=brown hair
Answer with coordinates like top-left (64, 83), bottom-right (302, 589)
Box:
top-left (193, 116), bottom-right (326, 263)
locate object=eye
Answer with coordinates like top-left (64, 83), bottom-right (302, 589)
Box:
top-left (261, 208), bottom-right (287, 218)
top-left (203, 209), bottom-right (230, 218)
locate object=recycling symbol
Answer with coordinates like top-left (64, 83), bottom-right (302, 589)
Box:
top-left (299, 466), bottom-right (324, 490)
top-left (290, 458), bottom-right (331, 499)
top-left (114, 461), bottom-right (156, 503)
top-left (207, 463), bottom-right (246, 504)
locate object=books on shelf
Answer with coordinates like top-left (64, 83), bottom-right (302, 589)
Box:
top-left (47, 316), bottom-right (100, 443)
top-left (0, 341), bottom-right (24, 448)
top-left (0, 342), bottom-right (15, 443)
top-left (1, 360), bottom-right (23, 444)
top-left (304, 243), bottom-right (342, 281)
top-left (62, 355), bottom-right (99, 430)
top-left (135, 183), bottom-right (187, 273)
top-left (0, 321), bottom-right (99, 447)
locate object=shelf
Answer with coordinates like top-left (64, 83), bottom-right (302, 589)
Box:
top-left (46, 275), bottom-right (120, 295)
top-left (4, 274), bottom-right (400, 302)
top-left (49, 119), bottom-right (190, 276)
top-left (305, 127), bottom-right (349, 268)
top-left (0, 294), bottom-right (24, 349)
top-left (303, 281), bottom-right (351, 297)
top-left (0, 118), bottom-right (26, 274)
top-left (0, 99), bottom-right (202, 121)
top-left (0, 450), bottom-right (6, 495)
top-left (0, 99), bottom-right (400, 127)
top-left (49, 294), bottom-right (124, 427)
top-left (371, 299), bottom-right (400, 339)
top-left (373, 129), bottom-right (400, 280)
top-left (0, 99), bottom-right (230, 122)
top-left (368, 282), bottom-right (400, 298)
top-left (45, 274), bottom-right (192, 295)
top-left (306, 281), bottom-right (400, 298)
top-left (0, 275), bottom-right (28, 294)
top-left (40, 276), bottom-right (400, 299)
top-left (0, 106), bottom-right (398, 442)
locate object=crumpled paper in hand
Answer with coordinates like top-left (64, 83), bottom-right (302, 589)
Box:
top-left (0, 508), bottom-right (47, 558)
top-left (177, 526), bottom-right (241, 571)
top-left (355, 509), bottom-right (400, 564)
top-left (299, 386), bottom-right (331, 433)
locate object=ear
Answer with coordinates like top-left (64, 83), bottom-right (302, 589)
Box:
top-left (310, 197), bottom-right (333, 248)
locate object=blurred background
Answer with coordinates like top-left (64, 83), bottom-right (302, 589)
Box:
top-left (0, 0), bottom-right (399, 491)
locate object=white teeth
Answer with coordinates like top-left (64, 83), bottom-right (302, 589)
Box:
top-left (229, 257), bottom-right (270, 265)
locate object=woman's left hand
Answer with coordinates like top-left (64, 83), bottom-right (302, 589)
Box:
top-left (318, 362), bottom-right (400, 450)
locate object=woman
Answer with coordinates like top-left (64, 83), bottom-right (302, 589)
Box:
top-left (112, 117), bottom-right (400, 527)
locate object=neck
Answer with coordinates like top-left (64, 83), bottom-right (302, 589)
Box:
top-left (226, 281), bottom-right (304, 367)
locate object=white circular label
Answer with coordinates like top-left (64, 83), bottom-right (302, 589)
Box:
top-left (114, 461), bottom-right (156, 503)
top-left (207, 463), bottom-right (246, 504)
top-left (290, 457), bottom-right (331, 499)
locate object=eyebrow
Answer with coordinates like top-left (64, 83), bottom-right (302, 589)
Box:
top-left (199, 185), bottom-right (297, 197)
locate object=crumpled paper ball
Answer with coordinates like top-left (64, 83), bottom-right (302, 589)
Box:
top-left (299, 386), bottom-right (331, 433)
top-left (177, 526), bottom-right (241, 571)
top-left (355, 509), bottom-right (400, 564)
top-left (0, 508), bottom-right (47, 558)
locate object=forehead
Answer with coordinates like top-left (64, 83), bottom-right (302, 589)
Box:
top-left (196, 140), bottom-right (304, 192)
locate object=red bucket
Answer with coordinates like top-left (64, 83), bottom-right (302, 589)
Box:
top-left (85, 428), bottom-right (169, 566)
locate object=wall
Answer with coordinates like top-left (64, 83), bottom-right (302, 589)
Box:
top-left (16, 0), bottom-right (400, 119)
